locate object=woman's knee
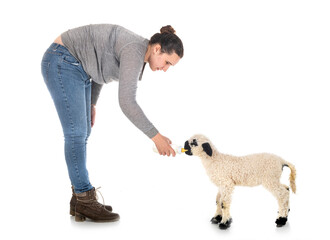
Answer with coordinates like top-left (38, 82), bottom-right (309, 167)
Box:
top-left (64, 131), bottom-right (89, 143)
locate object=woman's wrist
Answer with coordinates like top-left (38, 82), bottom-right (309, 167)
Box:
top-left (151, 133), bottom-right (161, 143)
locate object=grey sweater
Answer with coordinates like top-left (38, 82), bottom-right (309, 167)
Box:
top-left (61, 24), bottom-right (158, 138)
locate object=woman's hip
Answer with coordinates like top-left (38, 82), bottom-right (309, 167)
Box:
top-left (41, 43), bottom-right (90, 83)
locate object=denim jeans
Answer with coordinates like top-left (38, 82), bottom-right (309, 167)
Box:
top-left (41, 43), bottom-right (93, 194)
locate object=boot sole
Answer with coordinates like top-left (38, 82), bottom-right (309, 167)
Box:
top-left (74, 212), bottom-right (120, 222)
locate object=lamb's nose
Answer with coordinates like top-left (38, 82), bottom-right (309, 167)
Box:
top-left (184, 141), bottom-right (192, 155)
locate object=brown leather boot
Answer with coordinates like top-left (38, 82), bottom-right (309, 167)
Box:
top-left (70, 186), bottom-right (112, 216)
top-left (74, 188), bottom-right (120, 222)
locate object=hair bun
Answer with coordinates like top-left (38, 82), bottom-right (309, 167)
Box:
top-left (160, 25), bottom-right (176, 34)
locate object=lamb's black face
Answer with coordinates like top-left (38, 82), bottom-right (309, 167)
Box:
top-left (184, 136), bottom-right (213, 157)
top-left (184, 139), bottom-right (198, 156)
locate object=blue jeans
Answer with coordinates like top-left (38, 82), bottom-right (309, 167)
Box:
top-left (41, 43), bottom-right (93, 194)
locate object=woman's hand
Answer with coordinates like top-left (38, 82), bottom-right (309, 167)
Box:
top-left (91, 104), bottom-right (96, 127)
top-left (152, 133), bottom-right (176, 157)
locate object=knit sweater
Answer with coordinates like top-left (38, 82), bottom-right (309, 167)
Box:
top-left (61, 24), bottom-right (158, 138)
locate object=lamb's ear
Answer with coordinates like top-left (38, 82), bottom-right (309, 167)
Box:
top-left (202, 143), bottom-right (213, 157)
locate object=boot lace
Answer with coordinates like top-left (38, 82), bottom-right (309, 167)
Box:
top-left (76, 186), bottom-right (107, 210)
top-left (94, 187), bottom-right (106, 209)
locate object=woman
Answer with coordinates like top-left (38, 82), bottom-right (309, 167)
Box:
top-left (41, 24), bottom-right (184, 222)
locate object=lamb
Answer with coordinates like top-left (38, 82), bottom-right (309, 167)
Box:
top-left (184, 134), bottom-right (296, 229)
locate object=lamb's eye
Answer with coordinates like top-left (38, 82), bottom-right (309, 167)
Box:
top-left (191, 139), bottom-right (198, 147)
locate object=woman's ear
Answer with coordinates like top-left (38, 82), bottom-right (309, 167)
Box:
top-left (202, 143), bottom-right (213, 157)
top-left (153, 44), bottom-right (162, 54)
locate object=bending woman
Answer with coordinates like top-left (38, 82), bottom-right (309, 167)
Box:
top-left (41, 24), bottom-right (184, 222)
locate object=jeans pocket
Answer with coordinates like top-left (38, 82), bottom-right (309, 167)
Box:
top-left (63, 54), bottom-right (80, 66)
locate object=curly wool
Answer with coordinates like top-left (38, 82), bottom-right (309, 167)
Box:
top-left (185, 134), bottom-right (296, 228)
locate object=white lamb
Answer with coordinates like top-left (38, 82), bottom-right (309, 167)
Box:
top-left (184, 134), bottom-right (296, 229)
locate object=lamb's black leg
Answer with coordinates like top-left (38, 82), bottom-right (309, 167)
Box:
top-left (219, 218), bottom-right (232, 230)
top-left (275, 217), bottom-right (287, 227)
top-left (210, 215), bottom-right (222, 224)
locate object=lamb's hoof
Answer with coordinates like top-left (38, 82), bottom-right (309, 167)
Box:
top-left (219, 218), bottom-right (232, 230)
top-left (211, 215), bottom-right (222, 224)
top-left (275, 217), bottom-right (287, 227)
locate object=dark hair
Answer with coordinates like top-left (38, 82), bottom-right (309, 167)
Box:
top-left (149, 25), bottom-right (184, 58)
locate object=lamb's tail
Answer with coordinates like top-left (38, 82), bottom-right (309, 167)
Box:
top-left (282, 162), bottom-right (296, 194)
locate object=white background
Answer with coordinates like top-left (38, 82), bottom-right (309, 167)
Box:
top-left (1, 0), bottom-right (329, 239)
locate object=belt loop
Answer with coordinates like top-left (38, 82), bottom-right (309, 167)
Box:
top-left (52, 44), bottom-right (59, 52)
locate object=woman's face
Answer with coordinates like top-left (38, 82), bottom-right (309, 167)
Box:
top-left (148, 44), bottom-right (181, 72)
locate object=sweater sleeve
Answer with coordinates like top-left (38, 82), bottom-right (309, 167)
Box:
top-left (91, 81), bottom-right (103, 105)
top-left (118, 45), bottom-right (158, 138)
